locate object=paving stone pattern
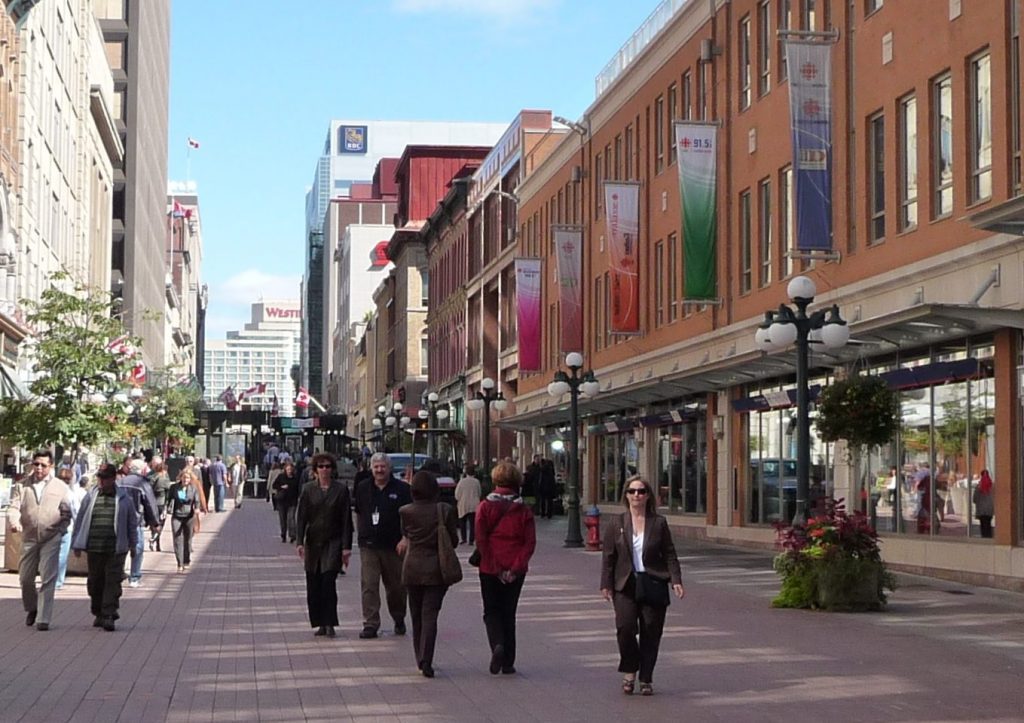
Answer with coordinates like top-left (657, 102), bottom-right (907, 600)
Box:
top-left (1, 502), bottom-right (1023, 722)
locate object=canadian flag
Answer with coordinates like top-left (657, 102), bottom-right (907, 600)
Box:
top-left (271, 393), bottom-right (280, 417)
top-left (171, 200), bottom-right (186, 218)
top-left (187, 137), bottom-right (200, 149)
top-left (129, 361), bottom-right (147, 385)
top-left (106, 334), bottom-right (134, 358)
top-left (238, 382), bottom-right (267, 402)
top-left (294, 387), bottom-right (310, 409)
top-left (219, 386), bottom-right (237, 410)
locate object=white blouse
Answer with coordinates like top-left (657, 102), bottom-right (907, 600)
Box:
top-left (631, 529), bottom-right (646, 573)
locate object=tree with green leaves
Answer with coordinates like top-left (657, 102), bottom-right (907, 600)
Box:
top-left (0, 272), bottom-right (140, 459)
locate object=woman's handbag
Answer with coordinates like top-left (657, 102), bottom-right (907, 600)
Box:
top-left (633, 572), bottom-right (670, 607)
top-left (437, 505), bottom-right (463, 586)
top-left (468, 548), bottom-right (481, 567)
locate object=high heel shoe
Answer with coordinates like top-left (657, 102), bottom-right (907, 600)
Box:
top-left (639, 682), bottom-right (653, 696)
top-left (622, 677), bottom-right (635, 695)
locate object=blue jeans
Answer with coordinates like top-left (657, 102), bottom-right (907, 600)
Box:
top-left (129, 525), bottom-right (144, 581)
top-left (56, 532), bottom-right (72, 588)
top-left (214, 484), bottom-right (226, 512)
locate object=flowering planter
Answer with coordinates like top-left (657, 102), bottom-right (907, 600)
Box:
top-left (815, 558), bottom-right (884, 612)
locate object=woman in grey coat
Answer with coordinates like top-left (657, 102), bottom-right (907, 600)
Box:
top-left (295, 453), bottom-right (353, 637)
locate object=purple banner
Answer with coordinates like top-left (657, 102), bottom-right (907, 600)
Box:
top-left (553, 226), bottom-right (583, 354)
top-left (514, 258), bottom-right (542, 372)
top-left (785, 40), bottom-right (833, 251)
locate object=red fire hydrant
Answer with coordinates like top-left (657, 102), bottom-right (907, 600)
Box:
top-left (584, 506), bottom-right (602, 551)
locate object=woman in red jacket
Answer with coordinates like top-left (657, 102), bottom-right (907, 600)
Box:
top-left (475, 461), bottom-right (536, 675)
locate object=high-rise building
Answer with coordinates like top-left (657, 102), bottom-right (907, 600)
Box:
top-left (301, 120), bottom-right (506, 405)
top-left (95, 0), bottom-right (171, 369)
top-left (203, 300), bottom-right (301, 415)
top-left (165, 182), bottom-right (204, 379)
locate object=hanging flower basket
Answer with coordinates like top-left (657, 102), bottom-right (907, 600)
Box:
top-left (815, 374), bottom-right (899, 449)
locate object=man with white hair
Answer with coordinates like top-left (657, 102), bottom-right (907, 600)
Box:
top-left (118, 457), bottom-right (160, 588)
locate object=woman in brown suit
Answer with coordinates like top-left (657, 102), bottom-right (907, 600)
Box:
top-left (600, 475), bottom-right (685, 696)
top-left (397, 471), bottom-right (459, 678)
top-left (296, 453), bottom-right (353, 638)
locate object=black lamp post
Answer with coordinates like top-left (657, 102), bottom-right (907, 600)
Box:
top-left (419, 392), bottom-right (450, 459)
top-left (755, 275), bottom-right (849, 526)
top-left (547, 352), bottom-right (601, 548)
top-left (466, 377), bottom-right (507, 482)
top-left (372, 402), bottom-right (404, 452)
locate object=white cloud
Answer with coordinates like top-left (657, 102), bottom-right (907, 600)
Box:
top-left (393, 0), bottom-right (556, 20)
top-left (214, 269), bottom-right (302, 305)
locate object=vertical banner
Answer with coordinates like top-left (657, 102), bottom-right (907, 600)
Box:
top-left (514, 258), bottom-right (542, 372)
top-left (605, 181), bottom-right (641, 334)
top-left (553, 225), bottom-right (583, 354)
top-left (785, 40), bottom-right (833, 251)
top-left (675, 122), bottom-right (718, 300)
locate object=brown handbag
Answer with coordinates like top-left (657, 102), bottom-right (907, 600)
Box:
top-left (437, 504), bottom-right (463, 586)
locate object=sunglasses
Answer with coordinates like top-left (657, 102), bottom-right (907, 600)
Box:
top-left (626, 488), bottom-right (648, 496)
top-left (32, 462), bottom-right (51, 468)
top-left (315, 464), bottom-right (333, 469)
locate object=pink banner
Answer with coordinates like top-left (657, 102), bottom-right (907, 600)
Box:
top-left (515, 258), bottom-right (542, 372)
top-left (553, 226), bottom-right (583, 354)
top-left (605, 182), bottom-right (641, 334)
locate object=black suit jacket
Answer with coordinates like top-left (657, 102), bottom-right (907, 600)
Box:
top-left (600, 511), bottom-right (683, 592)
top-left (295, 481), bottom-right (353, 574)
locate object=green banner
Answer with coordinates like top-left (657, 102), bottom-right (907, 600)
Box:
top-left (675, 122), bottom-right (718, 300)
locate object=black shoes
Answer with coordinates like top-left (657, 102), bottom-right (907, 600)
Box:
top-left (421, 664), bottom-right (435, 678)
top-left (501, 666), bottom-right (516, 675)
top-left (326, 626), bottom-right (336, 638)
top-left (36, 622), bottom-right (49, 631)
top-left (93, 616), bottom-right (104, 628)
top-left (359, 627), bottom-right (378, 639)
top-left (101, 617), bottom-right (116, 632)
top-left (393, 620), bottom-right (406, 636)
top-left (25, 610), bottom-right (36, 627)
top-left (314, 626), bottom-right (327, 636)
top-left (489, 644), bottom-right (504, 675)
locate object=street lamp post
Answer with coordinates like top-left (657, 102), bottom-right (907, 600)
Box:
top-left (419, 392), bottom-right (450, 459)
top-left (754, 276), bottom-right (849, 526)
top-left (372, 402), bottom-right (404, 452)
top-left (547, 352), bottom-right (601, 548)
top-left (465, 378), bottom-right (507, 482)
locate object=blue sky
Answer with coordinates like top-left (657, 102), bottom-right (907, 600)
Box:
top-left (168, 0), bottom-right (661, 338)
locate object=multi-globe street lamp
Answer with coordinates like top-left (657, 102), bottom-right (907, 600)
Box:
top-left (372, 402), bottom-right (404, 452)
top-left (418, 391), bottom-right (450, 459)
top-left (547, 352), bottom-right (601, 548)
top-left (465, 378), bottom-right (508, 481)
top-left (754, 275), bottom-right (849, 526)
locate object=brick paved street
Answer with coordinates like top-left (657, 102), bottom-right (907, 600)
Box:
top-left (2, 500), bottom-right (1024, 722)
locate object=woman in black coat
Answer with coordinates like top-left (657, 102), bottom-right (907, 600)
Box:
top-left (600, 476), bottom-right (685, 696)
top-left (273, 461), bottom-right (301, 542)
top-left (295, 453), bottom-right (353, 637)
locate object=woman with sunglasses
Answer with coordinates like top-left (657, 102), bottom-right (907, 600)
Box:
top-left (295, 453), bottom-right (352, 637)
top-left (600, 475), bottom-right (685, 697)
top-left (166, 469), bottom-right (203, 572)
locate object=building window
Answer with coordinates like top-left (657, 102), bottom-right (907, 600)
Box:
top-left (667, 232), bottom-right (679, 322)
top-left (614, 135), bottom-right (622, 180)
top-left (682, 70), bottom-right (692, 121)
top-left (759, 179), bottom-right (773, 287)
top-left (869, 112), bottom-right (886, 243)
top-left (654, 240), bottom-right (665, 327)
top-left (740, 190), bottom-right (752, 293)
top-left (624, 124), bottom-right (634, 181)
top-left (698, 60), bottom-right (709, 120)
top-left (594, 275), bottom-right (603, 350)
top-left (757, 0), bottom-right (771, 96)
top-left (655, 95), bottom-right (665, 174)
top-left (898, 94), bottom-right (918, 230)
top-left (1012, 1), bottom-right (1022, 195)
top-left (420, 333), bottom-right (429, 376)
top-left (969, 51), bottom-right (992, 203)
top-left (594, 153), bottom-right (603, 219)
top-left (932, 73), bottom-right (954, 218)
top-left (866, 0), bottom-right (883, 14)
top-left (668, 83), bottom-right (678, 165)
top-left (739, 15), bottom-right (752, 111)
top-left (420, 270), bottom-right (429, 306)
top-left (603, 271), bottom-right (611, 347)
top-left (778, 0), bottom-right (791, 81)
top-left (803, 0), bottom-right (817, 30)
top-left (780, 166), bottom-right (794, 278)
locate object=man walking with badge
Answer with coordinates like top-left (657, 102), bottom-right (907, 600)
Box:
top-left (353, 452), bottom-right (411, 639)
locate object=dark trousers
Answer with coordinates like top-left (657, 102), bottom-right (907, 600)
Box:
top-left (459, 512), bottom-right (475, 544)
top-left (305, 570), bottom-right (339, 627)
top-left (277, 504), bottom-right (292, 541)
top-left (87, 551), bottom-right (127, 620)
top-left (408, 584), bottom-right (447, 668)
top-left (480, 573), bottom-right (525, 668)
top-left (359, 546), bottom-right (406, 630)
top-left (171, 516), bottom-right (194, 566)
top-left (979, 515), bottom-right (994, 538)
top-left (538, 495), bottom-right (554, 519)
top-left (613, 576), bottom-right (667, 684)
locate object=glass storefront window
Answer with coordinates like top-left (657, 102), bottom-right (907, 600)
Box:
top-left (598, 433), bottom-right (639, 504)
top-left (654, 409), bottom-right (708, 514)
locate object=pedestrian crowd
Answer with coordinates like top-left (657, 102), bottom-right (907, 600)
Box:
top-left (8, 444), bottom-right (689, 695)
